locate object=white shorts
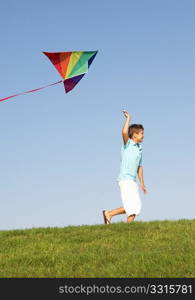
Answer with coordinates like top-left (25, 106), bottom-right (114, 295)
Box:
top-left (118, 179), bottom-right (141, 216)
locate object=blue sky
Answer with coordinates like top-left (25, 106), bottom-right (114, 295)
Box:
top-left (0, 0), bottom-right (194, 230)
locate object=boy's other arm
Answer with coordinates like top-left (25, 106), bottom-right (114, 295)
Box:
top-left (122, 111), bottom-right (131, 144)
top-left (137, 166), bottom-right (147, 194)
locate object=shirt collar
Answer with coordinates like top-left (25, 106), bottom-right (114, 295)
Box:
top-left (130, 139), bottom-right (141, 147)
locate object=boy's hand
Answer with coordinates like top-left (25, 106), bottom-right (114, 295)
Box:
top-left (141, 184), bottom-right (147, 194)
top-left (122, 110), bottom-right (131, 119)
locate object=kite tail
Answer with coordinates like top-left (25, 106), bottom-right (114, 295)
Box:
top-left (0, 80), bottom-right (63, 102)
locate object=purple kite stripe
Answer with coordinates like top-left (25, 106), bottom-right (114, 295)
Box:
top-left (64, 74), bottom-right (85, 93)
top-left (88, 52), bottom-right (98, 68)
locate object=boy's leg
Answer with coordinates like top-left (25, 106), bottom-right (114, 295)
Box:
top-left (127, 214), bottom-right (136, 223)
top-left (105, 207), bottom-right (125, 222)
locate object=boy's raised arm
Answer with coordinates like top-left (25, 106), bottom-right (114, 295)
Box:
top-left (122, 110), bottom-right (131, 144)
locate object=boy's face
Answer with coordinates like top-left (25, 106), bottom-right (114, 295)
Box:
top-left (134, 130), bottom-right (144, 143)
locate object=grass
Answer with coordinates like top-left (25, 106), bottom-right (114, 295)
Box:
top-left (0, 219), bottom-right (194, 277)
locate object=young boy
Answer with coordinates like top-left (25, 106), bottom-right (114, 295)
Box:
top-left (103, 110), bottom-right (147, 224)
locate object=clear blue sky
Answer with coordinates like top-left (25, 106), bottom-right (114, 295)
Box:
top-left (0, 0), bottom-right (194, 230)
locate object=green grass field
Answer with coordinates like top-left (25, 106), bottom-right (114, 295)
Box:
top-left (0, 219), bottom-right (194, 278)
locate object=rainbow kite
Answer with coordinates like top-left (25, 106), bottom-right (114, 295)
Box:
top-left (0, 50), bottom-right (98, 102)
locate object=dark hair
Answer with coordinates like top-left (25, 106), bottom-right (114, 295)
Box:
top-left (128, 124), bottom-right (144, 138)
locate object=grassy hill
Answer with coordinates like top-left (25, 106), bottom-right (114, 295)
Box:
top-left (0, 219), bottom-right (194, 278)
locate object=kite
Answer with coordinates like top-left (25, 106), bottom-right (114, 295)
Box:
top-left (0, 50), bottom-right (98, 102)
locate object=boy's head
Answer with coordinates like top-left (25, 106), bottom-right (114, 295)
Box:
top-left (128, 124), bottom-right (144, 143)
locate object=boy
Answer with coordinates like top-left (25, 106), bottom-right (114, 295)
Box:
top-left (103, 110), bottom-right (147, 224)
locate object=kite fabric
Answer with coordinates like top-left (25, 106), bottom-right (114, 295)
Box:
top-left (0, 50), bottom-right (98, 102)
top-left (43, 51), bottom-right (98, 93)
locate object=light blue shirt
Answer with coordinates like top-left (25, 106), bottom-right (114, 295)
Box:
top-left (117, 138), bottom-right (143, 182)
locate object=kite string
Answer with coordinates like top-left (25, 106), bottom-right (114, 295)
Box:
top-left (0, 80), bottom-right (63, 102)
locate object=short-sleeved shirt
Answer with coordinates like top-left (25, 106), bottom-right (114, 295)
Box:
top-left (117, 138), bottom-right (143, 182)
